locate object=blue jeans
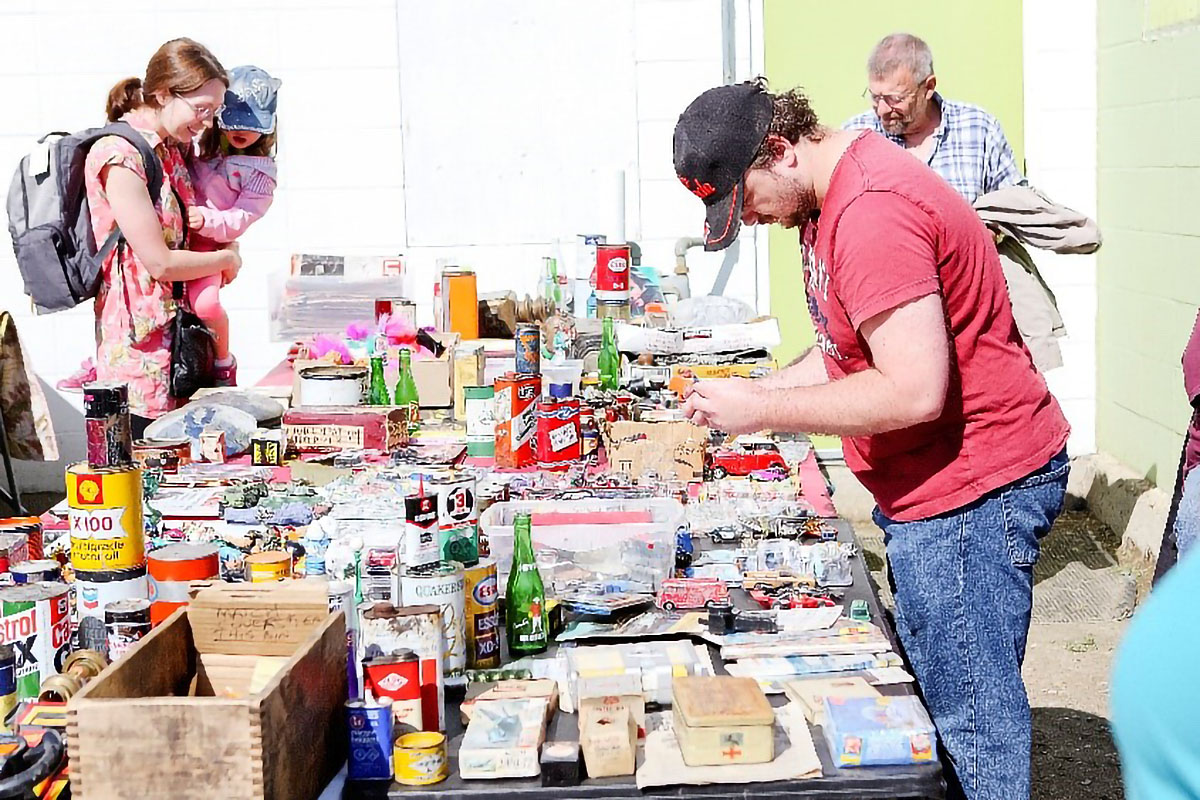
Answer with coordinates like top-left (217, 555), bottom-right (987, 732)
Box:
top-left (1174, 467), bottom-right (1200, 559)
top-left (873, 450), bottom-right (1069, 800)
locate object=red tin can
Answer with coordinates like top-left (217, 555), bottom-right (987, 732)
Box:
top-left (363, 651), bottom-right (424, 734)
top-left (595, 243), bottom-right (631, 301)
top-left (494, 373), bottom-right (541, 469)
top-left (534, 388), bottom-right (581, 471)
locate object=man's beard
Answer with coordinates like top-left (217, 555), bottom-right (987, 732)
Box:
top-left (778, 182), bottom-right (818, 229)
top-left (881, 112), bottom-right (913, 135)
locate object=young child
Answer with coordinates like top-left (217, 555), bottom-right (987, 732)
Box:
top-left (187, 65), bottom-right (282, 386)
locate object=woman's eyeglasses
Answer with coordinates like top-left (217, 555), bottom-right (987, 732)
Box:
top-left (174, 92), bottom-right (223, 121)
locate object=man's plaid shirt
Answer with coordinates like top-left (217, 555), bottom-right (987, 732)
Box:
top-left (843, 92), bottom-right (1026, 203)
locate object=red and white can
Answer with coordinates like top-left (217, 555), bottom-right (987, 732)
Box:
top-left (595, 243), bottom-right (631, 301)
top-left (534, 388), bottom-right (581, 471)
top-left (363, 651), bottom-right (424, 734)
top-left (359, 603), bottom-right (445, 732)
top-left (494, 372), bottom-right (541, 469)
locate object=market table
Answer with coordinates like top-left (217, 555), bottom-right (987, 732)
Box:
top-left (328, 518), bottom-right (945, 800)
top-left (255, 357), bottom-right (839, 518)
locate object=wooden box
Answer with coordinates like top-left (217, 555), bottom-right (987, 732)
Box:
top-left (671, 675), bottom-right (775, 766)
top-left (66, 607), bottom-right (347, 800)
top-left (282, 406), bottom-right (410, 451)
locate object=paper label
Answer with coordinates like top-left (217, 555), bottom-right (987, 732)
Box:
top-left (69, 507), bottom-right (126, 540)
top-left (548, 423), bottom-right (579, 452)
top-left (284, 423), bottom-right (365, 449)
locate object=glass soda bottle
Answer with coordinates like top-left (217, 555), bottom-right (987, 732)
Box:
top-left (506, 511), bottom-right (548, 655)
top-left (393, 347), bottom-right (421, 432)
top-left (598, 316), bottom-right (619, 390)
top-left (367, 351), bottom-right (389, 406)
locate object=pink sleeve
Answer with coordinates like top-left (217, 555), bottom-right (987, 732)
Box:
top-left (195, 175), bottom-right (276, 243)
top-left (831, 191), bottom-right (941, 330)
top-left (1183, 310), bottom-right (1200, 406)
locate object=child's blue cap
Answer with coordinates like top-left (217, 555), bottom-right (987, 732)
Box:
top-left (219, 65), bottom-right (281, 135)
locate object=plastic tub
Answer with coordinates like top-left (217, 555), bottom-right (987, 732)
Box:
top-left (539, 359), bottom-right (584, 396)
top-left (480, 498), bottom-right (683, 595)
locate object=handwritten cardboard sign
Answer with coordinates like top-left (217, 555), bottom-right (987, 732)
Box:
top-left (603, 420), bottom-right (708, 480)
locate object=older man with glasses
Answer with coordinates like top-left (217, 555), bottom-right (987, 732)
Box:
top-left (844, 32), bottom-right (1026, 203)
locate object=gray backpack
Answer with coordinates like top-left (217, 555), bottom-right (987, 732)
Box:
top-left (6, 122), bottom-right (163, 313)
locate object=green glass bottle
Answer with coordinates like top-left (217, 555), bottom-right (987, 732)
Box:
top-left (393, 347), bottom-right (421, 431)
top-left (367, 352), bottom-right (389, 405)
top-left (598, 316), bottom-right (619, 390)
top-left (506, 512), bottom-right (547, 655)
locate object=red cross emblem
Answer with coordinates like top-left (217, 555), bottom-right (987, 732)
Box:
top-left (722, 744), bottom-right (742, 760)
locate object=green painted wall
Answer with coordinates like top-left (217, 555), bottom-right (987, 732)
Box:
top-left (1097, 0), bottom-right (1200, 484)
top-left (762, 0), bottom-right (1026, 365)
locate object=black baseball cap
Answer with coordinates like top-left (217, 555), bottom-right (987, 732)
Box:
top-left (673, 81), bottom-right (773, 251)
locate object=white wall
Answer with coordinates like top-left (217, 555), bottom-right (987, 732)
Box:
top-left (1, 0), bottom-right (760, 492)
top-left (1022, 0), bottom-right (1098, 455)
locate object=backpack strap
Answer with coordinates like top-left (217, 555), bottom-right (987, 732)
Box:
top-left (86, 121), bottom-right (168, 264)
top-left (96, 121), bottom-right (164, 199)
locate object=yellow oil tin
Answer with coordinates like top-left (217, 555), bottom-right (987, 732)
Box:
top-left (244, 551), bottom-right (292, 583)
top-left (65, 463), bottom-right (145, 572)
top-left (393, 731), bottom-right (448, 785)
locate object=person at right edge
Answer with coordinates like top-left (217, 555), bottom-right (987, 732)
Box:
top-left (673, 79), bottom-right (1070, 800)
top-left (1111, 321), bottom-right (1200, 798)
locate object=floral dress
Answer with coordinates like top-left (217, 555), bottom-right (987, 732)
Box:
top-left (83, 109), bottom-right (195, 418)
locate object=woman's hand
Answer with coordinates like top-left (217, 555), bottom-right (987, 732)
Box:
top-left (187, 207), bottom-right (205, 231)
top-left (221, 243), bottom-right (242, 285)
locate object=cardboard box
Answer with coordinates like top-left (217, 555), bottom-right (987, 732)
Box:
top-left (458, 697), bottom-right (550, 779)
top-left (579, 693), bottom-right (646, 740)
top-left (282, 406), bottom-right (409, 452)
top-left (822, 695), bottom-right (936, 767)
top-left (602, 419), bottom-right (708, 481)
top-left (291, 332), bottom-right (458, 409)
top-left (580, 705), bottom-right (637, 778)
top-left (67, 603), bottom-right (347, 800)
top-left (460, 679), bottom-right (559, 725)
top-left (782, 676), bottom-right (880, 724)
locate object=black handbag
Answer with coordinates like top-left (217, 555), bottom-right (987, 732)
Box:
top-left (167, 186), bottom-right (215, 399)
top-left (169, 280), bottom-right (215, 398)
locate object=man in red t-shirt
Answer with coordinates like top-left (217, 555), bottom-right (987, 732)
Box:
top-left (674, 80), bottom-right (1069, 800)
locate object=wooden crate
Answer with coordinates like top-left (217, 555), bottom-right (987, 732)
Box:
top-left (67, 608), bottom-right (347, 800)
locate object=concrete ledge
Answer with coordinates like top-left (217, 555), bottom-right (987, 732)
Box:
top-left (1067, 453), bottom-right (1170, 559)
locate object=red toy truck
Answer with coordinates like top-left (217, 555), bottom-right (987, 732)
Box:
top-left (657, 577), bottom-right (730, 611)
